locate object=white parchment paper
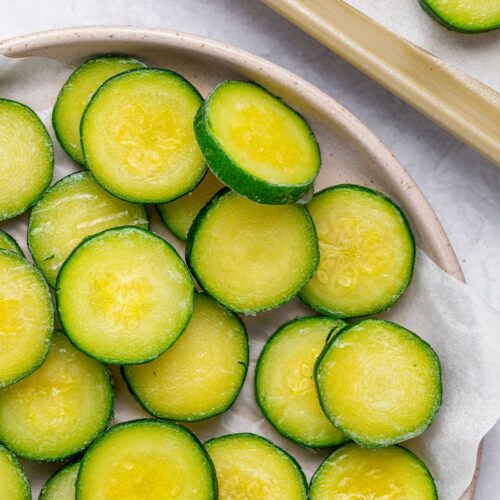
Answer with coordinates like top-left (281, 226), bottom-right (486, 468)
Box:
top-left (345, 0), bottom-right (500, 93)
top-left (1, 55), bottom-right (500, 499)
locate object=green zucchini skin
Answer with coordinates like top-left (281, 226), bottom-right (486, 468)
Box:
top-left (81, 68), bottom-right (207, 204)
top-left (0, 230), bottom-right (24, 257)
top-left (255, 316), bottom-right (348, 449)
top-left (309, 442), bottom-right (438, 499)
top-left (0, 99), bottom-right (53, 221)
top-left (0, 444), bottom-right (31, 500)
top-left (76, 419), bottom-right (217, 499)
top-left (419, 0), bottom-right (500, 33)
top-left (315, 319), bottom-right (442, 448)
top-left (186, 188), bottom-right (319, 315)
top-left (122, 293), bottom-right (249, 422)
top-left (52, 55), bottom-right (146, 165)
top-left (299, 184), bottom-right (415, 318)
top-left (39, 461), bottom-right (80, 499)
top-left (194, 81), bottom-right (320, 205)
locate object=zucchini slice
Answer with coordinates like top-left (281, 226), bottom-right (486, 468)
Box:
top-left (195, 81), bottom-right (320, 204)
top-left (157, 170), bottom-right (224, 240)
top-left (76, 419), bottom-right (216, 499)
top-left (40, 461), bottom-right (80, 500)
top-left (255, 316), bottom-right (348, 448)
top-left (0, 99), bottom-right (53, 220)
top-left (57, 226), bottom-right (194, 364)
top-left (315, 319), bottom-right (442, 448)
top-left (205, 433), bottom-right (307, 499)
top-left (187, 189), bottom-right (318, 314)
top-left (0, 331), bottom-right (113, 461)
top-left (123, 293), bottom-right (248, 421)
top-left (0, 250), bottom-right (53, 388)
top-left (0, 445), bottom-right (30, 500)
top-left (53, 56), bottom-right (146, 165)
top-left (300, 184), bottom-right (415, 318)
top-left (309, 442), bottom-right (437, 499)
top-left (81, 68), bottom-right (206, 203)
top-left (28, 170), bottom-right (149, 287)
top-left (0, 229), bottom-right (23, 256)
top-left (420, 0), bottom-right (500, 33)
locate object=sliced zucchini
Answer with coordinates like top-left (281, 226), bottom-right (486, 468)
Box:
top-left (57, 226), bottom-right (194, 364)
top-left (300, 184), bottom-right (415, 318)
top-left (53, 56), bottom-right (146, 165)
top-left (76, 419), bottom-right (216, 499)
top-left (315, 319), bottom-right (442, 448)
top-left (187, 189), bottom-right (318, 314)
top-left (0, 98), bottom-right (53, 220)
top-left (81, 68), bottom-right (206, 203)
top-left (255, 316), bottom-right (348, 448)
top-left (0, 331), bottom-right (113, 461)
top-left (0, 445), bottom-right (30, 500)
top-left (309, 442), bottom-right (437, 499)
top-left (123, 293), bottom-right (248, 421)
top-left (420, 0), bottom-right (500, 33)
top-left (28, 170), bottom-right (149, 287)
top-left (39, 461), bottom-right (80, 500)
top-left (195, 81), bottom-right (320, 204)
top-left (205, 433), bottom-right (307, 499)
top-left (157, 170), bottom-right (224, 240)
top-left (0, 229), bottom-right (23, 256)
top-left (0, 250), bottom-right (53, 388)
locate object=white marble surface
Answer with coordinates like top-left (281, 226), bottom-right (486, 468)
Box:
top-left (0, 1), bottom-right (499, 497)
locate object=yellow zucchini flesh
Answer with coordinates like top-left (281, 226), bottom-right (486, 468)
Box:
top-left (309, 442), bottom-right (437, 499)
top-left (39, 461), bottom-right (80, 500)
top-left (76, 420), bottom-right (216, 500)
top-left (0, 445), bottom-right (30, 499)
top-left (81, 68), bottom-right (206, 203)
top-left (157, 170), bottom-right (224, 240)
top-left (53, 56), bottom-right (146, 165)
top-left (300, 185), bottom-right (415, 318)
top-left (0, 250), bottom-right (53, 388)
top-left (28, 171), bottom-right (149, 287)
top-left (315, 319), bottom-right (442, 447)
top-left (57, 226), bottom-right (194, 364)
top-left (0, 230), bottom-right (23, 256)
top-left (187, 190), bottom-right (318, 314)
top-left (255, 316), bottom-right (347, 448)
top-left (123, 293), bottom-right (248, 421)
top-left (0, 332), bottom-right (113, 461)
top-left (0, 99), bottom-right (53, 220)
top-left (205, 433), bottom-right (307, 500)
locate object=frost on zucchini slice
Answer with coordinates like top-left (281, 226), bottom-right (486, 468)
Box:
top-left (0, 332), bottom-right (113, 461)
top-left (195, 81), bottom-right (320, 204)
top-left (255, 316), bottom-right (348, 448)
top-left (0, 445), bottom-right (31, 500)
top-left (300, 184), bottom-right (415, 318)
top-left (420, 0), bottom-right (500, 33)
top-left (53, 56), bottom-right (146, 165)
top-left (57, 226), bottom-right (194, 364)
top-left (315, 319), bottom-right (442, 448)
top-left (0, 230), bottom-right (23, 256)
top-left (157, 170), bottom-right (224, 240)
top-left (29, 170), bottom-right (149, 287)
top-left (123, 293), bottom-right (248, 421)
top-left (187, 190), bottom-right (318, 314)
top-left (40, 461), bottom-right (80, 500)
top-left (0, 99), bottom-right (53, 220)
top-left (205, 433), bottom-right (307, 500)
top-left (309, 442), bottom-right (437, 499)
top-left (76, 419), bottom-right (216, 500)
top-left (0, 250), bottom-right (53, 388)
top-left (81, 68), bottom-right (206, 203)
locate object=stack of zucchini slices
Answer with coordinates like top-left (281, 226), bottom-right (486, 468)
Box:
top-left (0, 54), bottom-right (443, 499)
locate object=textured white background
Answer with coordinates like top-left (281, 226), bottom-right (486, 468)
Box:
top-left (0, 1), bottom-right (499, 497)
